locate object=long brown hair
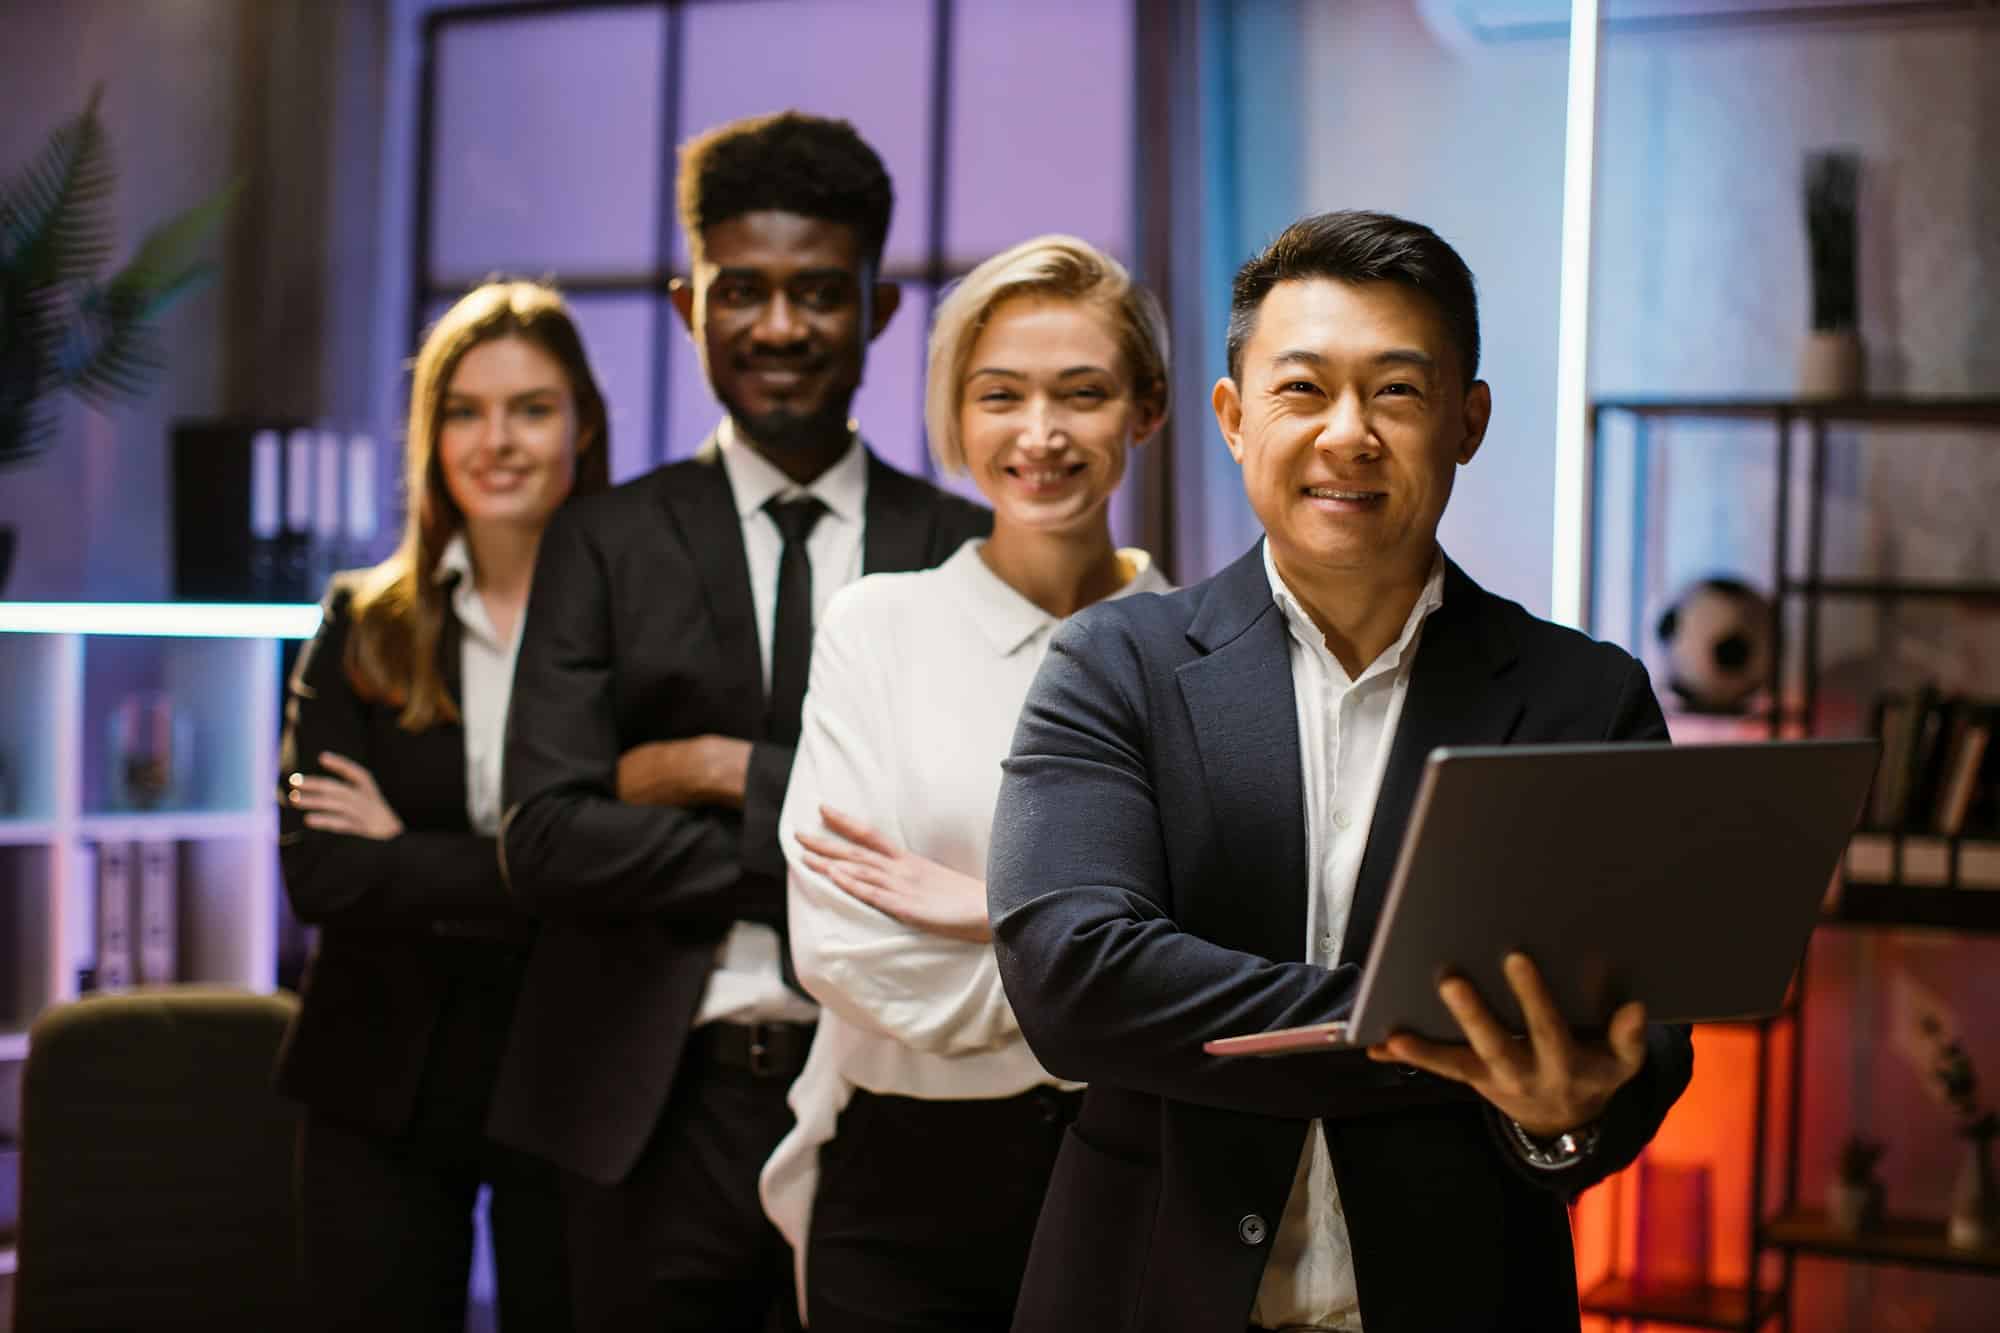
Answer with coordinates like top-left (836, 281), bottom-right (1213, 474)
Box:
top-left (342, 279), bottom-right (611, 730)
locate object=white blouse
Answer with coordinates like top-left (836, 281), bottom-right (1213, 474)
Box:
top-left (759, 539), bottom-right (1172, 1295)
top-left (437, 534), bottom-right (521, 836)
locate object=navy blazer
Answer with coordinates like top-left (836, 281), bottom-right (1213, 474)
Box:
top-left (989, 545), bottom-right (1694, 1333)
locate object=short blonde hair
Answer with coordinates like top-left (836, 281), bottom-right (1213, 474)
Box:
top-left (925, 235), bottom-right (1170, 476)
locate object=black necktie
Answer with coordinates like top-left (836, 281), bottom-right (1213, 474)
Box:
top-left (764, 495), bottom-right (827, 1001)
top-left (765, 495), bottom-right (827, 746)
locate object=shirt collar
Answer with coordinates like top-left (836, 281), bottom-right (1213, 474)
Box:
top-left (435, 531), bottom-right (503, 649)
top-left (1262, 539), bottom-right (1446, 682)
top-left (954, 540), bottom-right (1170, 657)
top-left (436, 530), bottom-right (474, 587)
top-left (715, 416), bottom-right (867, 527)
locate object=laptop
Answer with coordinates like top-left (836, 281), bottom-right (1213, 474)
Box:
top-left (1205, 739), bottom-right (1878, 1058)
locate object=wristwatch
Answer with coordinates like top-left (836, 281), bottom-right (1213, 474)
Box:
top-left (1505, 1116), bottom-right (1601, 1171)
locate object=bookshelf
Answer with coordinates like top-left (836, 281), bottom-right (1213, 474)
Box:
top-left (1580, 1275), bottom-right (1782, 1331)
top-left (1584, 396), bottom-right (2000, 1331)
top-left (1762, 1209), bottom-right (2000, 1274)
top-left (0, 601), bottom-right (317, 1281)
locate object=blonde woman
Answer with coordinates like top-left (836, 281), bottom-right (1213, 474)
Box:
top-left (760, 236), bottom-right (1171, 1331)
top-left (276, 281), bottom-right (608, 1330)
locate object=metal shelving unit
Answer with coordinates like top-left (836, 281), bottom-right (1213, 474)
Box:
top-left (1582, 396), bottom-right (2000, 1330)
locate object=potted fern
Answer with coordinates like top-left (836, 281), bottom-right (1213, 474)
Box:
top-left (1923, 1020), bottom-right (2000, 1250)
top-left (1827, 1135), bottom-right (1884, 1233)
top-left (0, 85), bottom-right (232, 591)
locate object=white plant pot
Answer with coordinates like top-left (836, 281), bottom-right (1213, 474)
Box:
top-left (1799, 329), bottom-right (1865, 400)
top-left (1826, 1178), bottom-right (1879, 1233)
top-left (1948, 1135), bottom-right (1997, 1250)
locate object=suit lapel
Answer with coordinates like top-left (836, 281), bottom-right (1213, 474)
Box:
top-left (1339, 560), bottom-right (1523, 967)
top-left (433, 608), bottom-right (472, 821)
top-left (438, 604), bottom-right (465, 702)
top-left (860, 452), bottom-right (936, 575)
top-left (660, 441), bottom-right (767, 729)
top-left (1177, 548), bottom-right (1308, 964)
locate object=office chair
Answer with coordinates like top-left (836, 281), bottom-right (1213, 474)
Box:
top-left (13, 987), bottom-right (302, 1331)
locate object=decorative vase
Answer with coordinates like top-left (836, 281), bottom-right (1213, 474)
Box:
top-left (1947, 1134), bottom-right (1998, 1250)
top-left (1826, 1177), bottom-right (1881, 1233)
top-left (1634, 1158), bottom-right (1713, 1289)
top-left (1799, 328), bottom-right (1864, 400)
top-left (107, 691), bottom-right (195, 812)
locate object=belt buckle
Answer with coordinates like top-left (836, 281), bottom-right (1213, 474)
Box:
top-left (746, 1022), bottom-right (776, 1077)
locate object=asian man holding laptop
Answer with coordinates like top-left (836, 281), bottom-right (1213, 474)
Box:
top-left (989, 211), bottom-right (1767, 1332)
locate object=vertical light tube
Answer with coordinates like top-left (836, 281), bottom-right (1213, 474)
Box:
top-left (1551, 0), bottom-right (1603, 629)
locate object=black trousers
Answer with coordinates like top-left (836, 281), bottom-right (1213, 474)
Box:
top-left (297, 1108), bottom-right (571, 1333)
top-left (807, 1085), bottom-right (1081, 1333)
top-left (564, 1047), bottom-right (805, 1333)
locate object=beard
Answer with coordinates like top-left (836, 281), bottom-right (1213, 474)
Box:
top-left (723, 394), bottom-right (857, 457)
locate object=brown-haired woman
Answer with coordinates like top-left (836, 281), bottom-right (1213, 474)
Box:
top-left (275, 279), bottom-right (609, 1330)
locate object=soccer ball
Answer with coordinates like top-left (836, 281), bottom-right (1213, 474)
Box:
top-left (1654, 578), bottom-right (1773, 714)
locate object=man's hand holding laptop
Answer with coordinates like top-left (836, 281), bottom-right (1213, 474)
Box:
top-left (1366, 951), bottom-right (1649, 1138)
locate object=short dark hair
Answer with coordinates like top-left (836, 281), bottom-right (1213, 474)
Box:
top-left (677, 111), bottom-right (894, 270)
top-left (1226, 210), bottom-right (1480, 385)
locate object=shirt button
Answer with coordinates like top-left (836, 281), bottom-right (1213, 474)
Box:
top-left (1333, 809), bottom-right (1353, 831)
top-left (1319, 931), bottom-right (1336, 954)
top-left (1237, 1213), bottom-right (1268, 1246)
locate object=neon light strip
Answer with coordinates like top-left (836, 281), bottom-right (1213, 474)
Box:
top-left (1551, 0), bottom-right (1602, 629)
top-left (0, 603), bottom-right (322, 639)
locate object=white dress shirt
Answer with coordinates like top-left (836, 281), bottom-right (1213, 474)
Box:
top-left (437, 534), bottom-right (522, 836)
top-left (759, 539), bottom-right (1172, 1297)
top-left (693, 420), bottom-right (868, 1029)
top-left (1250, 540), bottom-right (1445, 1333)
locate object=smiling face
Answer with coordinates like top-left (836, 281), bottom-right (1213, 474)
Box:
top-left (672, 209), bottom-right (899, 468)
top-left (1213, 277), bottom-right (1490, 588)
top-left (958, 295), bottom-right (1161, 537)
top-left (435, 335), bottom-right (584, 531)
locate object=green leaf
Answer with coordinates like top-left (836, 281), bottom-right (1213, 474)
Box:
top-left (0, 399), bottom-right (61, 471)
top-left (51, 303), bottom-right (163, 405)
top-left (0, 84), bottom-right (117, 289)
top-left (21, 281), bottom-right (80, 387)
top-left (0, 89), bottom-right (238, 464)
top-left (101, 178), bottom-right (237, 319)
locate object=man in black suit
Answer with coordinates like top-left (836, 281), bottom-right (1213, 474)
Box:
top-left (492, 112), bottom-right (990, 1333)
top-left (988, 211), bottom-right (1694, 1332)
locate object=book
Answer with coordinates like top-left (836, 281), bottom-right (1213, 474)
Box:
top-left (1867, 687), bottom-right (1964, 831)
top-left (1958, 708), bottom-right (2000, 837)
top-left (68, 841), bottom-right (98, 993)
top-left (1868, 694), bottom-right (1915, 828)
top-left (1903, 694), bottom-right (1959, 830)
top-left (94, 840), bottom-right (136, 991)
top-left (1846, 833), bottom-right (2000, 889)
top-left (1935, 709), bottom-right (1992, 837)
top-left (136, 840), bottom-right (179, 985)
top-left (0, 1129), bottom-right (17, 1239)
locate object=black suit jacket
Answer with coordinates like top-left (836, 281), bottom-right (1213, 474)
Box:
top-left (275, 583), bottom-right (533, 1137)
top-left (490, 444), bottom-right (991, 1184)
top-left (988, 546), bottom-right (1695, 1333)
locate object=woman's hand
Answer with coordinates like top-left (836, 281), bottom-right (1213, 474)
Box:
top-left (287, 751), bottom-right (405, 840)
top-left (796, 805), bottom-right (991, 943)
